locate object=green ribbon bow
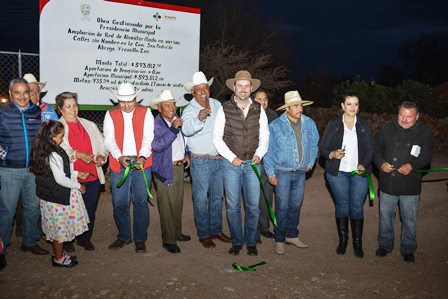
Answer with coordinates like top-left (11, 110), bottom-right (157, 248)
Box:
top-left (116, 163), bottom-right (154, 206)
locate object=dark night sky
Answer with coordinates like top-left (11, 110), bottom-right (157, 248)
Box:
top-left (1, 0), bottom-right (448, 79)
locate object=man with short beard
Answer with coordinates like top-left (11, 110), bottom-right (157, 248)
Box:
top-left (213, 70), bottom-right (269, 256)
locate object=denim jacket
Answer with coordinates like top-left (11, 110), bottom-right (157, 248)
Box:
top-left (263, 112), bottom-right (319, 178)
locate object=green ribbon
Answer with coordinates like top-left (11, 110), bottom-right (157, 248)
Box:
top-left (415, 167), bottom-right (448, 173)
top-left (250, 162), bottom-right (284, 234)
top-left (116, 163), bottom-right (154, 206)
top-left (232, 261), bottom-right (266, 272)
top-left (350, 170), bottom-right (375, 202)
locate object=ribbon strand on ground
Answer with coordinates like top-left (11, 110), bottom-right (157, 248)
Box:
top-left (232, 261), bottom-right (266, 272)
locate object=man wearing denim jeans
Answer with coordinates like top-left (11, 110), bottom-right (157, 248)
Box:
top-left (182, 71), bottom-right (231, 249)
top-left (374, 101), bottom-right (433, 263)
top-left (0, 78), bottom-right (49, 256)
top-left (213, 70), bottom-right (269, 256)
top-left (104, 83), bottom-right (154, 253)
top-left (263, 90), bottom-right (319, 255)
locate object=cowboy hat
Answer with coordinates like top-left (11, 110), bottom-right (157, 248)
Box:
top-left (183, 71), bottom-right (214, 92)
top-left (110, 82), bottom-right (141, 102)
top-left (149, 90), bottom-right (178, 109)
top-left (225, 70), bottom-right (261, 91)
top-left (23, 73), bottom-right (46, 90)
top-left (276, 90), bottom-right (314, 111)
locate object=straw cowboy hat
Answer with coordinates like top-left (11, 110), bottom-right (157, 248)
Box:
top-left (276, 90), bottom-right (314, 111)
top-left (225, 70), bottom-right (261, 91)
top-left (110, 82), bottom-right (141, 102)
top-left (183, 71), bottom-right (214, 92)
top-left (149, 89), bottom-right (184, 109)
top-left (23, 73), bottom-right (46, 90)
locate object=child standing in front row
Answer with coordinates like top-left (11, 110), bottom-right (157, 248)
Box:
top-left (30, 121), bottom-right (90, 267)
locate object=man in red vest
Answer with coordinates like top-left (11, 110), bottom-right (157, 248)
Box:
top-left (103, 82), bottom-right (154, 253)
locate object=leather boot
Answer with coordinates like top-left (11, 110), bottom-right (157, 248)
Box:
top-left (351, 218), bottom-right (364, 258)
top-left (336, 217), bottom-right (349, 255)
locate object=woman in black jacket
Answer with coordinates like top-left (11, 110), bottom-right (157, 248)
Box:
top-left (319, 94), bottom-right (374, 258)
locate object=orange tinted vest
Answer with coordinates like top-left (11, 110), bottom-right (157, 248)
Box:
top-left (108, 104), bottom-right (152, 173)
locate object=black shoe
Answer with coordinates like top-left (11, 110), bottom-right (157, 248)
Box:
top-left (77, 240), bottom-right (95, 251)
top-left (163, 243), bottom-right (180, 254)
top-left (375, 248), bottom-right (389, 257)
top-left (52, 255), bottom-right (78, 268)
top-left (176, 234), bottom-right (191, 242)
top-left (260, 231), bottom-right (275, 239)
top-left (20, 244), bottom-right (49, 255)
top-left (403, 253), bottom-right (415, 263)
top-left (63, 242), bottom-right (75, 253)
top-left (247, 246), bottom-right (258, 256)
top-left (257, 237), bottom-right (262, 244)
top-left (135, 242), bottom-right (146, 253)
top-left (108, 239), bottom-right (132, 250)
top-left (228, 245), bottom-right (242, 256)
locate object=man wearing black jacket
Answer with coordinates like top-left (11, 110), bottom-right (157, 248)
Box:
top-left (374, 101), bottom-right (433, 263)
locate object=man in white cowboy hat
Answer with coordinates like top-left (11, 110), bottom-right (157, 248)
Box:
top-left (150, 90), bottom-right (191, 254)
top-left (213, 70), bottom-right (269, 256)
top-left (263, 90), bottom-right (319, 255)
top-left (23, 73), bottom-right (58, 122)
top-left (182, 71), bottom-right (231, 249)
top-left (103, 82), bottom-right (154, 253)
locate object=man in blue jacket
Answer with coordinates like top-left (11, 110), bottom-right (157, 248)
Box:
top-left (151, 90), bottom-right (191, 254)
top-left (263, 90), bottom-right (319, 255)
top-left (0, 78), bottom-right (48, 255)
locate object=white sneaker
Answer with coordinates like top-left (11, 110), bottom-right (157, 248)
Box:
top-left (285, 237), bottom-right (308, 248)
top-left (275, 242), bottom-right (285, 255)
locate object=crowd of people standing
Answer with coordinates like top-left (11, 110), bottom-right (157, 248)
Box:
top-left (0, 70), bottom-right (433, 268)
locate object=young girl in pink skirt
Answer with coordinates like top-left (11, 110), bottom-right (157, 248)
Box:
top-left (30, 121), bottom-right (90, 267)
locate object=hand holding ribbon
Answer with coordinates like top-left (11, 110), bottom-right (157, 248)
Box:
top-left (117, 162), bottom-right (154, 206)
top-left (350, 170), bottom-right (375, 202)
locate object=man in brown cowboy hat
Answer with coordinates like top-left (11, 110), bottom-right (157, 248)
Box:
top-left (213, 70), bottom-right (269, 256)
top-left (263, 90), bottom-right (319, 255)
top-left (103, 82), bottom-right (154, 253)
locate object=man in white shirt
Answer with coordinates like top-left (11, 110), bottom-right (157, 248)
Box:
top-left (213, 70), bottom-right (269, 256)
top-left (103, 83), bottom-right (154, 253)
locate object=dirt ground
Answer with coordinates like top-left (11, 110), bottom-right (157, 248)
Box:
top-left (1, 154), bottom-right (447, 299)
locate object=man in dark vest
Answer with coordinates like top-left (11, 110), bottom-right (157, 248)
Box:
top-left (0, 78), bottom-right (48, 255)
top-left (213, 70), bottom-right (269, 256)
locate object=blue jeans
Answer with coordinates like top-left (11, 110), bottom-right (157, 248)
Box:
top-left (378, 191), bottom-right (419, 255)
top-left (222, 159), bottom-right (260, 247)
top-left (0, 168), bottom-right (40, 250)
top-left (326, 171), bottom-right (368, 219)
top-left (190, 156), bottom-right (224, 239)
top-left (110, 167), bottom-right (151, 242)
top-left (274, 170), bottom-right (306, 242)
top-left (77, 180), bottom-right (101, 242)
